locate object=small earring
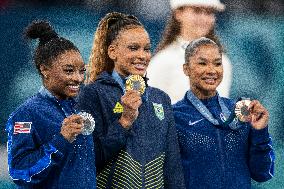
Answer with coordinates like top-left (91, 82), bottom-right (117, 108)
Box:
top-left (43, 74), bottom-right (47, 78)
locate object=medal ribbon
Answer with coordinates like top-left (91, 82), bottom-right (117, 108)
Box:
top-left (112, 71), bottom-right (126, 93)
top-left (39, 86), bottom-right (95, 136)
top-left (186, 90), bottom-right (239, 130)
top-left (39, 86), bottom-right (77, 118)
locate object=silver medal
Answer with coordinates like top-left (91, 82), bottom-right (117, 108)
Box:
top-left (78, 112), bottom-right (96, 135)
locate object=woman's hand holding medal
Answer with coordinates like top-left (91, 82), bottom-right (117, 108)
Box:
top-left (119, 90), bottom-right (142, 129)
top-left (61, 115), bottom-right (84, 143)
top-left (248, 100), bottom-right (269, 130)
top-left (236, 99), bottom-right (269, 130)
top-left (60, 112), bottom-right (96, 143)
top-left (119, 75), bottom-right (145, 129)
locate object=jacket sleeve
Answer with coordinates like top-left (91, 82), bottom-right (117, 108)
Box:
top-left (163, 98), bottom-right (186, 189)
top-left (76, 84), bottom-right (131, 172)
top-left (6, 109), bottom-right (71, 186)
top-left (248, 126), bottom-right (275, 182)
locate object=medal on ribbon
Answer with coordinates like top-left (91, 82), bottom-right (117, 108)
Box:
top-left (78, 112), bottom-right (96, 135)
top-left (187, 91), bottom-right (250, 130)
top-left (220, 98), bottom-right (251, 129)
top-left (125, 75), bottom-right (146, 95)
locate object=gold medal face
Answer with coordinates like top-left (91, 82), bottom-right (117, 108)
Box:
top-left (235, 100), bottom-right (251, 122)
top-left (125, 75), bottom-right (146, 95)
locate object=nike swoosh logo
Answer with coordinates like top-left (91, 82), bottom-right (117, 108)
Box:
top-left (188, 118), bottom-right (204, 126)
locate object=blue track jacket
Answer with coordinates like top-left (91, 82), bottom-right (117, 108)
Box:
top-left (173, 92), bottom-right (274, 189)
top-left (6, 87), bottom-right (96, 189)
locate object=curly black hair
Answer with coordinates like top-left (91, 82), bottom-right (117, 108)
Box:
top-left (24, 20), bottom-right (79, 75)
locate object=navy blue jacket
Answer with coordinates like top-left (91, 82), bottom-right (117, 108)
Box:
top-left (173, 92), bottom-right (274, 189)
top-left (77, 72), bottom-right (185, 189)
top-left (6, 87), bottom-right (96, 189)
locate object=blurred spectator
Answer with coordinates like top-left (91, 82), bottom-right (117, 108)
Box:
top-left (147, 0), bottom-right (232, 103)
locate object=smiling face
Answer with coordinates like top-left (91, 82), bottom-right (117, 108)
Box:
top-left (183, 44), bottom-right (223, 99)
top-left (108, 27), bottom-right (151, 77)
top-left (41, 50), bottom-right (85, 99)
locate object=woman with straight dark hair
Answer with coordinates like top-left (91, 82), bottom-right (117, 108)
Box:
top-left (173, 37), bottom-right (274, 189)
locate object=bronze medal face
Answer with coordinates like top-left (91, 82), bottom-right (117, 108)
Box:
top-left (235, 100), bottom-right (251, 122)
top-left (125, 75), bottom-right (146, 95)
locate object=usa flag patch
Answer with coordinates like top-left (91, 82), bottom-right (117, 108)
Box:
top-left (14, 122), bottom-right (32, 134)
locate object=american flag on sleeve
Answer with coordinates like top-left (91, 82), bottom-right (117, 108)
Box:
top-left (14, 122), bottom-right (32, 134)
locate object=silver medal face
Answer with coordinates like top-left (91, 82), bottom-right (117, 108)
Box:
top-left (78, 112), bottom-right (95, 135)
top-left (235, 100), bottom-right (251, 122)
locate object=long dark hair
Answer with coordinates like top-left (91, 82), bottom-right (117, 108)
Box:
top-left (155, 6), bottom-right (223, 54)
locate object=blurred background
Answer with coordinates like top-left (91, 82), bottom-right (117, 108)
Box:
top-left (0, 0), bottom-right (283, 188)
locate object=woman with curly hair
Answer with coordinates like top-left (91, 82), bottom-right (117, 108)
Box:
top-left (77, 12), bottom-right (185, 189)
top-left (6, 20), bottom-right (96, 189)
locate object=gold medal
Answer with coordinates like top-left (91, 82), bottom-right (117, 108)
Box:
top-left (125, 75), bottom-right (146, 95)
top-left (235, 99), bottom-right (251, 122)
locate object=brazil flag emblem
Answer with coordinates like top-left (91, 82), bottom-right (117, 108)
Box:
top-left (152, 103), bottom-right (164, 121)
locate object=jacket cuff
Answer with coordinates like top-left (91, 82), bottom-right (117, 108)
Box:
top-left (250, 126), bottom-right (270, 145)
top-left (110, 119), bottom-right (132, 138)
top-left (49, 133), bottom-right (72, 154)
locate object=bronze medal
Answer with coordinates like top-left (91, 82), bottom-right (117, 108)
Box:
top-left (235, 99), bottom-right (251, 122)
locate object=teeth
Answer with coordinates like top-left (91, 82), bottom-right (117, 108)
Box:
top-left (204, 78), bottom-right (216, 84)
top-left (69, 85), bottom-right (79, 89)
top-left (204, 77), bottom-right (217, 80)
top-left (134, 64), bottom-right (146, 69)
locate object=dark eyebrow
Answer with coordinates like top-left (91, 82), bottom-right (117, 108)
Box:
top-left (127, 42), bottom-right (151, 46)
top-left (62, 64), bottom-right (85, 70)
top-left (127, 42), bottom-right (139, 46)
top-left (62, 64), bottom-right (74, 68)
top-left (198, 57), bottom-right (207, 61)
top-left (197, 57), bottom-right (222, 61)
